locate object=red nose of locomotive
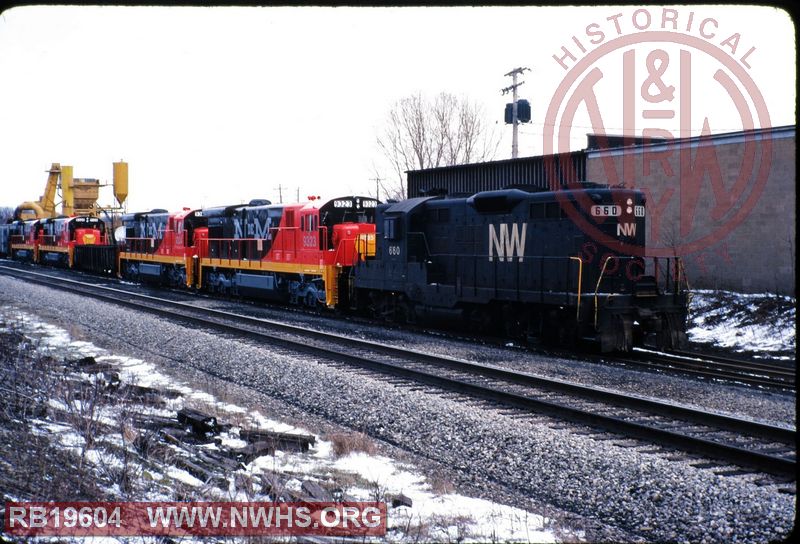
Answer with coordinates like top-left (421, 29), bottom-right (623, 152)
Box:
top-left (75, 228), bottom-right (101, 245)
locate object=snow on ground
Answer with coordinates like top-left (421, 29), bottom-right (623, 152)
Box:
top-left (2, 307), bottom-right (557, 543)
top-left (330, 453), bottom-right (556, 543)
top-left (687, 290), bottom-right (796, 357)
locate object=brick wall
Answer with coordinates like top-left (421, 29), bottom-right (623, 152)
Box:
top-left (586, 129), bottom-right (795, 295)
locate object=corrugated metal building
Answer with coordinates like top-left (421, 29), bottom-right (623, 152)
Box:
top-left (406, 151), bottom-right (586, 198)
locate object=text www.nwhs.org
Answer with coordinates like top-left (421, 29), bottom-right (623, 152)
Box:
top-left (5, 501), bottom-right (387, 536)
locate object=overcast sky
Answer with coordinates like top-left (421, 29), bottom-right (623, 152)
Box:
top-left (0, 5), bottom-right (794, 212)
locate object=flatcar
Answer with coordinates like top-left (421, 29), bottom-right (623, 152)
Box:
top-left (351, 183), bottom-right (689, 352)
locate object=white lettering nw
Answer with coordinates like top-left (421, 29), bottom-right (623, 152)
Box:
top-left (489, 223), bottom-right (527, 262)
top-left (617, 223), bottom-right (636, 237)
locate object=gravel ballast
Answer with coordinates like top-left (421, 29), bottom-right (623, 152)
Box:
top-left (0, 275), bottom-right (795, 543)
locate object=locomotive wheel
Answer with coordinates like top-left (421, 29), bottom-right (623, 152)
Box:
top-left (306, 292), bottom-right (317, 309)
top-left (540, 309), bottom-right (562, 346)
top-left (398, 297), bottom-right (416, 324)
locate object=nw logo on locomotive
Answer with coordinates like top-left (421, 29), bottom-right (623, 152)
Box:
top-left (488, 222), bottom-right (527, 262)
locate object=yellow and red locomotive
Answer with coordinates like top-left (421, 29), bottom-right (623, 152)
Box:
top-left (4, 215), bottom-right (114, 272)
top-left (118, 196), bottom-right (378, 307)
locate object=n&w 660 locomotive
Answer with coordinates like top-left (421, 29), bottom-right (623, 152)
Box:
top-left (350, 183), bottom-right (688, 352)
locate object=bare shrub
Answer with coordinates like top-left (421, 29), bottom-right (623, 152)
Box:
top-left (0, 325), bottom-right (57, 425)
top-left (329, 432), bottom-right (376, 457)
top-left (56, 373), bottom-right (109, 466)
top-left (428, 473), bottom-right (456, 495)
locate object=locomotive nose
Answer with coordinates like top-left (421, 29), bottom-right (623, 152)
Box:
top-left (81, 232), bottom-right (97, 245)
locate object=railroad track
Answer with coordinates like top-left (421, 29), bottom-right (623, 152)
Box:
top-left (1, 264), bottom-right (796, 479)
top-left (613, 348), bottom-right (796, 391)
top-left (6, 259), bottom-right (791, 392)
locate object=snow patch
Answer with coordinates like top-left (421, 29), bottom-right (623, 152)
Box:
top-left (687, 290), bottom-right (796, 355)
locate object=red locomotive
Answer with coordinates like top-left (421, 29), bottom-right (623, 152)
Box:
top-left (6, 216), bottom-right (112, 271)
top-left (119, 196), bottom-right (378, 307)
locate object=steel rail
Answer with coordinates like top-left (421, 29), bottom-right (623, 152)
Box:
top-left (1, 265), bottom-right (795, 477)
top-left (616, 350), bottom-right (795, 390)
top-left (668, 349), bottom-right (795, 374)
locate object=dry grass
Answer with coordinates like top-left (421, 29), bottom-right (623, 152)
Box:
top-left (428, 473), bottom-right (456, 495)
top-left (329, 431), bottom-right (377, 457)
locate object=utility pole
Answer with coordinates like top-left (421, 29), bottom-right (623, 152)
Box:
top-left (370, 176), bottom-right (384, 201)
top-left (502, 67), bottom-right (530, 159)
top-left (274, 184), bottom-right (283, 204)
top-left (296, 187), bottom-right (300, 202)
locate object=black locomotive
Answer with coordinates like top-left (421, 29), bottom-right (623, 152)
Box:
top-left (351, 183), bottom-right (689, 352)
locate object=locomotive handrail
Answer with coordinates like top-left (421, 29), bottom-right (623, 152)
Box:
top-left (677, 257), bottom-right (693, 316)
top-left (594, 255), bottom-right (613, 329)
top-left (650, 256), bottom-right (689, 296)
top-left (122, 237), bottom-right (160, 253)
top-left (675, 257), bottom-right (691, 293)
top-left (318, 226), bottom-right (329, 251)
top-left (407, 231), bottom-right (433, 260)
top-left (332, 238), bottom-right (352, 266)
top-left (201, 227), bottom-right (329, 265)
top-left (569, 256), bottom-right (583, 322)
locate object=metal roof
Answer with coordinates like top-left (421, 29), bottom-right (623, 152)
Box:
top-left (406, 151), bottom-right (586, 198)
top-left (385, 196), bottom-right (437, 214)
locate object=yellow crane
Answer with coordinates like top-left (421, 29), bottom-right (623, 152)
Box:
top-left (14, 161), bottom-right (128, 220)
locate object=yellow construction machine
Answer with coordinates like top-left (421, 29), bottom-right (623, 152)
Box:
top-left (14, 161), bottom-right (129, 220)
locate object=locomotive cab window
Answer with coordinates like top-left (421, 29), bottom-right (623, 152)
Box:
top-left (530, 203), bottom-right (545, 219)
top-left (545, 202), bottom-right (563, 219)
top-left (427, 208), bottom-right (450, 223)
top-left (304, 214), bottom-right (317, 232)
top-left (384, 217), bottom-right (401, 240)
